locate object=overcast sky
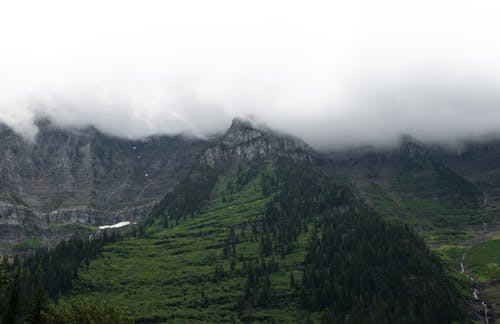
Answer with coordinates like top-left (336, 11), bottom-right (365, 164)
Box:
top-left (1, 0), bottom-right (500, 149)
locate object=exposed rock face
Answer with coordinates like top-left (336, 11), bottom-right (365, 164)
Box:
top-left (200, 118), bottom-right (322, 169)
top-left (0, 117), bottom-right (328, 253)
top-left (0, 120), bottom-right (206, 253)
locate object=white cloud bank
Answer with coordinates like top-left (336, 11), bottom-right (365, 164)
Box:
top-left (1, 0), bottom-right (500, 149)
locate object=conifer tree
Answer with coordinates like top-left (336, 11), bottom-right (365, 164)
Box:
top-left (26, 288), bottom-right (48, 324)
top-left (3, 271), bottom-right (20, 324)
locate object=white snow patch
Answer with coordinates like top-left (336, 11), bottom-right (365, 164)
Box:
top-left (98, 221), bottom-right (131, 230)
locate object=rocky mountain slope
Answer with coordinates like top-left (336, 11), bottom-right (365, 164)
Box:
top-left (5, 119), bottom-right (466, 323)
top-left (3, 117), bottom-right (500, 322)
top-left (2, 119), bottom-right (497, 252)
top-left (200, 118), bottom-right (324, 169)
top-left (0, 120), bottom-right (206, 253)
top-left (0, 118), bottom-right (322, 254)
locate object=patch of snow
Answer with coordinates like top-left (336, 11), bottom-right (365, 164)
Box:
top-left (98, 221), bottom-right (131, 230)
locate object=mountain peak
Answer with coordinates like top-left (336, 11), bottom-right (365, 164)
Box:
top-left (229, 117), bottom-right (254, 130)
top-left (200, 117), bottom-right (319, 169)
top-left (221, 118), bottom-right (265, 148)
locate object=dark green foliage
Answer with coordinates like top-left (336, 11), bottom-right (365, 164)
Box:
top-left (236, 160), bottom-right (265, 189)
top-left (26, 288), bottom-right (48, 324)
top-left (0, 232), bottom-right (121, 320)
top-left (44, 299), bottom-right (132, 324)
top-left (394, 160), bottom-right (482, 208)
top-left (213, 264), bottom-right (226, 281)
top-left (21, 232), bottom-right (120, 299)
top-left (240, 257), bottom-right (279, 309)
top-left (301, 207), bottom-right (464, 323)
top-left (289, 272), bottom-right (296, 290)
top-left (0, 258), bottom-right (10, 288)
top-left (240, 163), bottom-right (465, 323)
top-left (1, 160), bottom-right (469, 323)
top-left (432, 161), bottom-right (482, 206)
top-left (222, 228), bottom-right (238, 259)
top-left (467, 238), bottom-right (500, 282)
top-left (3, 271), bottom-right (20, 324)
top-left (140, 166), bottom-right (219, 231)
top-left (260, 163), bottom-right (352, 256)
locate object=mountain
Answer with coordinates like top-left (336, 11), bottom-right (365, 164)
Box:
top-left (328, 137), bottom-right (500, 322)
top-left (329, 136), bottom-right (484, 234)
top-left (0, 120), bottom-right (206, 254)
top-left (143, 117), bottom-right (326, 231)
top-left (2, 119), bottom-right (468, 323)
top-left (2, 118), bottom-right (499, 322)
top-left (200, 117), bottom-right (323, 169)
top-left (438, 139), bottom-right (500, 213)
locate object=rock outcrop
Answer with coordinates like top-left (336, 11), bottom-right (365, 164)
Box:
top-left (0, 120), bottom-right (206, 253)
top-left (200, 118), bottom-right (321, 169)
top-left (0, 117), bottom-right (326, 254)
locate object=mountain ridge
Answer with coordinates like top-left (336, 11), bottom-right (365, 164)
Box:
top-left (200, 117), bottom-right (324, 169)
top-left (0, 120), bottom-right (206, 253)
top-left (2, 118), bottom-right (499, 322)
top-left (0, 117), bottom-right (328, 254)
top-left (7, 141), bottom-right (466, 323)
top-left (1, 118), bottom-right (496, 255)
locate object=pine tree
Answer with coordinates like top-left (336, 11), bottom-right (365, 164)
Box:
top-left (0, 258), bottom-right (10, 287)
top-left (289, 272), bottom-right (296, 290)
top-left (26, 288), bottom-right (48, 324)
top-left (3, 271), bottom-right (20, 324)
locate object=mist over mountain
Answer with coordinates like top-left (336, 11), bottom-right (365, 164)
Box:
top-left (2, 1), bottom-right (500, 149)
top-left (2, 1), bottom-right (500, 322)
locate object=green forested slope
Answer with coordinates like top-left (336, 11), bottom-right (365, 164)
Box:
top-left (55, 162), bottom-right (466, 323)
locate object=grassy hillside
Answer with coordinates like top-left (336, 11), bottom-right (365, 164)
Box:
top-left (332, 153), bottom-right (487, 246)
top-left (68, 168), bottom-right (310, 322)
top-left (466, 238), bottom-right (500, 321)
top-left (468, 238), bottom-right (500, 282)
top-left (57, 163), bottom-right (466, 323)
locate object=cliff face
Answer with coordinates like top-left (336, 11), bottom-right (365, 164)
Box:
top-left (200, 118), bottom-right (321, 169)
top-left (0, 121), bottom-right (206, 252)
top-left (0, 117), bottom-right (327, 253)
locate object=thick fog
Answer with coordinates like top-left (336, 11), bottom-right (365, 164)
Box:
top-left (1, 0), bottom-right (500, 149)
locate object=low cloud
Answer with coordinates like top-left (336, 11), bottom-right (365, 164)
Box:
top-left (1, 0), bottom-right (500, 149)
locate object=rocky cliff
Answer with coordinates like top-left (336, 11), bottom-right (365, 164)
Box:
top-left (0, 120), bottom-right (206, 253)
top-left (200, 118), bottom-right (323, 169)
top-left (0, 117), bottom-right (325, 253)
